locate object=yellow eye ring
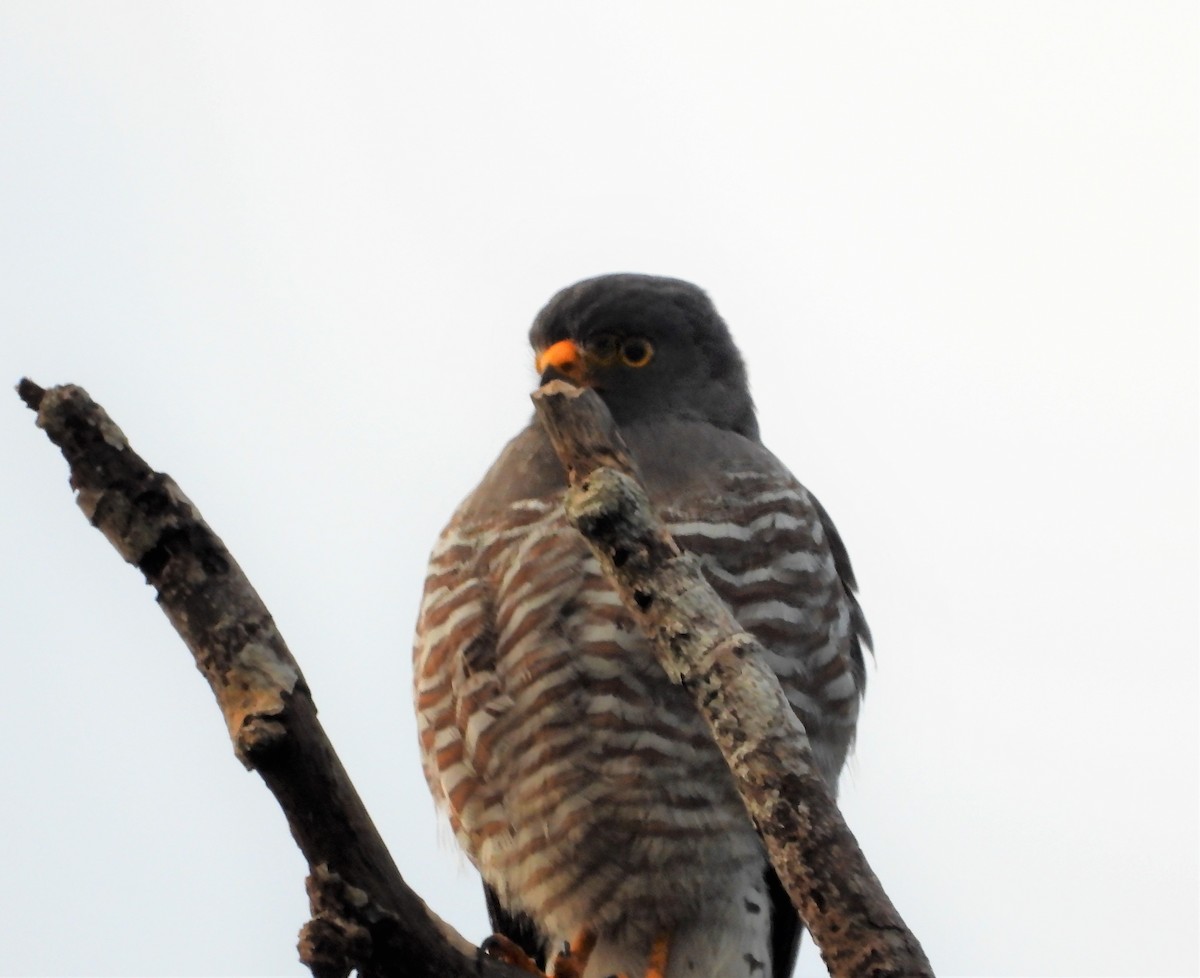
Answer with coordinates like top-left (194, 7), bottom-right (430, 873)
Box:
top-left (619, 338), bottom-right (654, 368)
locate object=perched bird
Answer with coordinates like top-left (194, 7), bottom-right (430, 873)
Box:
top-left (413, 274), bottom-right (869, 978)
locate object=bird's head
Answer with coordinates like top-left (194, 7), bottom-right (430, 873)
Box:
top-left (529, 273), bottom-right (759, 440)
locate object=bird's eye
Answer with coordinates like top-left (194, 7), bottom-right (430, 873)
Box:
top-left (619, 338), bottom-right (654, 368)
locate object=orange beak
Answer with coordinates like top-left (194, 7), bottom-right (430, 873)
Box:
top-left (535, 339), bottom-right (586, 379)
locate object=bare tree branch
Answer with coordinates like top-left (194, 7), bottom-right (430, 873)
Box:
top-left (17, 378), bottom-right (520, 978)
top-left (21, 374), bottom-right (932, 977)
top-left (532, 380), bottom-right (934, 978)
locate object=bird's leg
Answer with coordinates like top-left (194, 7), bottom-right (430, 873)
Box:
top-left (643, 933), bottom-right (671, 978)
top-left (552, 929), bottom-right (598, 978)
top-left (547, 930), bottom-right (665, 978)
top-left (484, 929), bottom-right (599, 978)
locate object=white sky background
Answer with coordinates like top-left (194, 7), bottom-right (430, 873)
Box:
top-left (1, 3), bottom-right (1196, 977)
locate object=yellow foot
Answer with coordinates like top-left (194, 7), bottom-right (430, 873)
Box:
top-left (589, 933), bottom-right (670, 978)
top-left (483, 929), bottom-right (598, 978)
top-left (644, 933), bottom-right (670, 978)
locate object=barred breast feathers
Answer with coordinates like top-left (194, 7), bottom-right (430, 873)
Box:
top-left (414, 419), bottom-right (869, 847)
top-left (412, 420), bottom-right (869, 978)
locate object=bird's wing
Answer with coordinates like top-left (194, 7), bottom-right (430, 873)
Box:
top-left (809, 489), bottom-right (872, 691)
top-left (658, 456), bottom-right (870, 978)
top-left (664, 469), bottom-right (868, 784)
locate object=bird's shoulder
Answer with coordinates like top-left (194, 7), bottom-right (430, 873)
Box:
top-left (451, 424), bottom-right (566, 526)
top-left (449, 418), bottom-right (799, 525)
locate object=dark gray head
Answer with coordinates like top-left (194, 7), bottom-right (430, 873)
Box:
top-left (529, 273), bottom-right (759, 440)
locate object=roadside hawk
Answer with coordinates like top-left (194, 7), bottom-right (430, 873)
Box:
top-left (413, 274), bottom-right (869, 978)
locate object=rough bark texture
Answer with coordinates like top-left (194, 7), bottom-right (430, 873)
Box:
top-left (21, 374), bottom-right (932, 978)
top-left (532, 380), bottom-right (934, 978)
top-left (18, 378), bottom-right (520, 978)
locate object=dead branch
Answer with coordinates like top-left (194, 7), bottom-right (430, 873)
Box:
top-left (532, 380), bottom-right (933, 978)
top-left (20, 374), bottom-right (932, 978)
top-left (17, 379), bottom-right (521, 978)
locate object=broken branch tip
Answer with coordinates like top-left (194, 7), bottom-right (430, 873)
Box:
top-left (531, 378), bottom-right (586, 403)
top-left (16, 377), bottom-right (46, 411)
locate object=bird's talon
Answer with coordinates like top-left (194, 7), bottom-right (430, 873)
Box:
top-left (552, 929), bottom-right (597, 978)
top-left (483, 933), bottom-right (545, 976)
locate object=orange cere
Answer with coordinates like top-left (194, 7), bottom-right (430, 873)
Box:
top-left (535, 339), bottom-right (582, 374)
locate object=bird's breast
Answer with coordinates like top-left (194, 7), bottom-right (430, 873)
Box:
top-left (414, 457), bottom-right (862, 953)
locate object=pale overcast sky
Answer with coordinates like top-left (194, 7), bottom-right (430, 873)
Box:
top-left (2, 4), bottom-right (1196, 977)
